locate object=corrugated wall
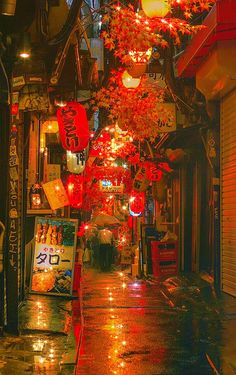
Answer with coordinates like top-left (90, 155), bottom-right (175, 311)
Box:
top-left (221, 89), bottom-right (236, 297)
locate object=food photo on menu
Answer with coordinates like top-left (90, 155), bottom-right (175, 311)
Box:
top-left (31, 218), bottom-right (77, 295)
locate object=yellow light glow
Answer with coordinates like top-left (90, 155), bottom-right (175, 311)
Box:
top-left (122, 70), bottom-right (141, 89)
top-left (141, 0), bottom-right (170, 18)
top-left (122, 340), bottom-right (127, 346)
top-left (122, 283), bottom-right (126, 288)
top-left (68, 183), bottom-right (74, 191)
top-left (19, 52), bottom-right (30, 59)
top-left (129, 48), bottom-right (152, 63)
top-left (119, 272), bottom-right (124, 277)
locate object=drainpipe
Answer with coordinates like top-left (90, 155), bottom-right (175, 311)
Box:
top-left (0, 0), bottom-right (17, 16)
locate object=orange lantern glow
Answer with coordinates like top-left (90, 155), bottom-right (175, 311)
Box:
top-left (122, 70), bottom-right (141, 89)
top-left (66, 174), bottom-right (83, 209)
top-left (141, 0), bottom-right (171, 18)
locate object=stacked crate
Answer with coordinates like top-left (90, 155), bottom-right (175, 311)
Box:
top-left (151, 241), bottom-right (178, 277)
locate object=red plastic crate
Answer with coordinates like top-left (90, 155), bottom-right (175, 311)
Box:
top-left (151, 241), bottom-right (178, 277)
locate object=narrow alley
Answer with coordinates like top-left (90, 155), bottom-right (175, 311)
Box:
top-left (75, 268), bottom-right (236, 375)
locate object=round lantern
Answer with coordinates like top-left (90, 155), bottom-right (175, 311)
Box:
top-left (57, 101), bottom-right (89, 152)
top-left (141, 0), bottom-right (170, 18)
top-left (67, 146), bottom-right (88, 174)
top-left (66, 174), bottom-right (83, 208)
top-left (129, 191), bottom-right (145, 215)
top-left (122, 70), bottom-right (141, 89)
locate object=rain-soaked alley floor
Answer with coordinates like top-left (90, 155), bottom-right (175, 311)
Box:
top-left (75, 268), bottom-right (236, 375)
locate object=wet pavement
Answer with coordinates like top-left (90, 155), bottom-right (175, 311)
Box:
top-left (75, 268), bottom-right (236, 375)
top-left (0, 268), bottom-right (235, 374)
top-left (0, 292), bottom-right (82, 374)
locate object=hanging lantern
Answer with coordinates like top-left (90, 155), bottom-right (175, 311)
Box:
top-left (129, 208), bottom-right (142, 217)
top-left (29, 183), bottom-right (43, 209)
top-left (66, 174), bottom-right (84, 209)
top-left (67, 146), bottom-right (88, 174)
top-left (129, 191), bottom-right (145, 215)
top-left (122, 70), bottom-right (141, 89)
top-left (57, 101), bottom-right (89, 152)
top-left (141, 0), bottom-right (171, 18)
top-left (127, 63), bottom-right (147, 78)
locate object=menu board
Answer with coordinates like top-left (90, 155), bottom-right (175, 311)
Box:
top-left (30, 217), bottom-right (78, 296)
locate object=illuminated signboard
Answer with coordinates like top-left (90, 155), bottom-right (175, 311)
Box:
top-left (99, 180), bottom-right (124, 193)
top-left (30, 217), bottom-right (78, 296)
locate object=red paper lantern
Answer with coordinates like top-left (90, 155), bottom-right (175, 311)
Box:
top-left (11, 103), bottom-right (19, 115)
top-left (128, 215), bottom-right (134, 228)
top-left (129, 190), bottom-right (145, 214)
top-left (57, 102), bottom-right (89, 152)
top-left (67, 174), bottom-right (83, 208)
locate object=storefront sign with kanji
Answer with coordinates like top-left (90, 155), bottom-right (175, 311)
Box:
top-left (30, 217), bottom-right (78, 296)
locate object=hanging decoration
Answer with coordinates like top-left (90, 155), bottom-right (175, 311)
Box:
top-left (92, 70), bottom-right (172, 141)
top-left (129, 191), bottom-right (145, 215)
top-left (144, 161), bottom-right (163, 181)
top-left (66, 146), bottom-right (89, 174)
top-left (66, 174), bottom-right (84, 209)
top-left (29, 183), bottom-right (43, 209)
top-left (133, 165), bottom-right (150, 192)
top-left (90, 131), bottom-right (111, 157)
top-left (100, 3), bottom-right (214, 64)
top-left (57, 101), bottom-right (89, 152)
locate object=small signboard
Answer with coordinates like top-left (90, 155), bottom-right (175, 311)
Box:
top-left (156, 103), bottom-right (176, 133)
top-left (30, 217), bottom-right (78, 296)
top-left (42, 179), bottom-right (69, 210)
top-left (120, 249), bottom-right (132, 264)
top-left (99, 180), bottom-right (124, 194)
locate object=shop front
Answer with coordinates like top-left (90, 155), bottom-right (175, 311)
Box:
top-left (176, 0), bottom-right (236, 295)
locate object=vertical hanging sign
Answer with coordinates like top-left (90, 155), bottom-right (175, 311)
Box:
top-left (7, 120), bottom-right (20, 332)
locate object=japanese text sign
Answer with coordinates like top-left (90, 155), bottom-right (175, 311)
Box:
top-left (30, 217), bottom-right (78, 296)
top-left (42, 179), bottom-right (69, 210)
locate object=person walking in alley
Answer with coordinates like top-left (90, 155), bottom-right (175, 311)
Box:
top-left (98, 227), bottom-right (114, 271)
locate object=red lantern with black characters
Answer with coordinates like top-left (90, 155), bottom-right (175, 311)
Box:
top-left (57, 101), bottom-right (89, 152)
top-left (129, 190), bottom-right (145, 214)
top-left (66, 174), bottom-right (83, 208)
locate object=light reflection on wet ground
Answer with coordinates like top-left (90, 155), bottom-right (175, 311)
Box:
top-left (75, 269), bottom-right (224, 375)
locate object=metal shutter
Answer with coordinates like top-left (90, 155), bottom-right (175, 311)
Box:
top-left (221, 89), bottom-right (236, 297)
